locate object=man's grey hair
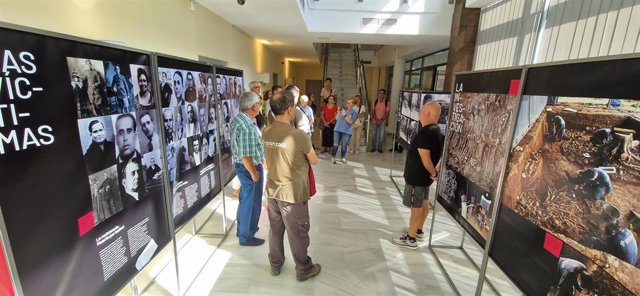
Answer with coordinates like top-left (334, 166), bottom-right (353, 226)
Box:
top-left (285, 85), bottom-right (299, 98)
top-left (249, 81), bottom-right (261, 88)
top-left (283, 89), bottom-right (298, 105)
top-left (239, 91), bottom-right (261, 111)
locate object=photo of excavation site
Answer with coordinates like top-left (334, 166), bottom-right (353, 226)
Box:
top-left (438, 92), bottom-right (519, 243)
top-left (545, 246), bottom-right (635, 296)
top-left (501, 96), bottom-right (640, 294)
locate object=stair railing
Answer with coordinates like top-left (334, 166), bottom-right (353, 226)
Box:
top-left (354, 44), bottom-right (371, 149)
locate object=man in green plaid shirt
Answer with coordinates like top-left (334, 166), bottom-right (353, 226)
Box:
top-left (231, 91), bottom-right (266, 246)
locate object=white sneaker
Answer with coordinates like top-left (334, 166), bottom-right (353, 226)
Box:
top-left (341, 158), bottom-right (347, 164)
top-left (331, 157), bottom-right (336, 164)
top-left (402, 226), bottom-right (424, 241)
top-left (350, 149), bottom-right (354, 154)
top-left (355, 150), bottom-right (359, 155)
top-left (392, 235), bottom-right (418, 250)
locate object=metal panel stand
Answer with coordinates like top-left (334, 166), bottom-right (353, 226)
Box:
top-left (129, 279), bottom-right (139, 296)
top-left (428, 200), bottom-right (502, 296)
top-left (190, 195), bottom-right (230, 238)
top-left (389, 133), bottom-right (404, 195)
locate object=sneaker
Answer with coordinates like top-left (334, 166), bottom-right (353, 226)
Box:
top-left (402, 226), bottom-right (424, 241)
top-left (271, 265), bottom-right (281, 276)
top-left (350, 149), bottom-right (354, 154)
top-left (369, 148), bottom-right (376, 152)
top-left (377, 149), bottom-right (383, 153)
top-left (392, 235), bottom-right (418, 250)
top-left (296, 264), bottom-right (321, 281)
top-left (240, 238), bottom-right (265, 246)
top-left (331, 157), bottom-right (336, 164)
top-left (355, 150), bottom-right (359, 155)
top-left (341, 158), bottom-right (347, 164)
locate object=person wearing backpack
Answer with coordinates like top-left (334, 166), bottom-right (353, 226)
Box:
top-left (370, 89), bottom-right (390, 153)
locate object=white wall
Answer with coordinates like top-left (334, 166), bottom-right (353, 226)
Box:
top-left (474, 0), bottom-right (640, 70)
top-left (0, 0), bottom-right (285, 89)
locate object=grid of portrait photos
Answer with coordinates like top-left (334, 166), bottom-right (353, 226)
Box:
top-left (68, 57), bottom-right (160, 225)
top-left (157, 67), bottom-right (220, 220)
top-left (215, 73), bottom-right (242, 158)
top-left (397, 91), bottom-right (450, 147)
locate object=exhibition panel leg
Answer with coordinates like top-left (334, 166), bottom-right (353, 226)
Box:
top-left (129, 279), bottom-right (139, 296)
top-left (428, 199), bottom-right (502, 296)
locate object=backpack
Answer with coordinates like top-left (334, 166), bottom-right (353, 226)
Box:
top-left (374, 99), bottom-right (389, 108)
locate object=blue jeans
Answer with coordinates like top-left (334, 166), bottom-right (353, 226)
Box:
top-left (371, 123), bottom-right (386, 150)
top-left (332, 131), bottom-right (351, 158)
top-left (235, 163), bottom-right (264, 244)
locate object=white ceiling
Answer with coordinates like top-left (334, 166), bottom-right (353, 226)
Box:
top-left (199, 0), bottom-right (454, 63)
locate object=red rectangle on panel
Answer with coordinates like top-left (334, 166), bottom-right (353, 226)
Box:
top-left (0, 243), bottom-right (15, 296)
top-left (77, 212), bottom-right (94, 237)
top-left (543, 233), bottom-right (563, 258)
top-left (509, 79), bottom-right (521, 95)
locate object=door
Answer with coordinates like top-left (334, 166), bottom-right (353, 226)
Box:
top-left (305, 79), bottom-right (323, 107)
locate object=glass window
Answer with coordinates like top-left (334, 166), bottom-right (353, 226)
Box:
top-left (400, 49), bottom-right (448, 90)
top-left (403, 72), bottom-right (411, 89)
top-left (411, 59), bottom-right (422, 70)
top-left (410, 70), bottom-right (421, 89)
top-left (424, 51), bottom-right (448, 67)
top-left (434, 65), bottom-right (446, 91)
top-left (421, 69), bottom-right (434, 91)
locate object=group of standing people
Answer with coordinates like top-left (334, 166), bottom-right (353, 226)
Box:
top-left (230, 86), bottom-right (322, 281)
top-left (318, 78), bottom-right (391, 162)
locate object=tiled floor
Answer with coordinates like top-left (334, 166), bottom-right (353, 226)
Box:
top-left (124, 148), bottom-right (523, 296)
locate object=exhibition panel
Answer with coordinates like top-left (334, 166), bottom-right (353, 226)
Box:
top-left (156, 56), bottom-right (222, 229)
top-left (492, 57), bottom-right (640, 295)
top-left (436, 69), bottom-right (523, 247)
top-left (396, 90), bottom-right (451, 150)
top-left (0, 25), bottom-right (172, 296)
top-left (214, 67), bottom-right (243, 186)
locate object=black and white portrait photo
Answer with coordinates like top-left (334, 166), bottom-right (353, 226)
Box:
top-left (130, 64), bottom-right (155, 110)
top-left (88, 165), bottom-right (122, 224)
top-left (112, 112), bottom-right (142, 163)
top-left (78, 116), bottom-right (117, 174)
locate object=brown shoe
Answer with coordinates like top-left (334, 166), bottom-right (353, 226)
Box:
top-left (271, 265), bottom-right (281, 276)
top-left (296, 264), bottom-right (321, 281)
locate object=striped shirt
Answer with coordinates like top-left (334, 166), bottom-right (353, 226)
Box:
top-left (231, 112), bottom-right (265, 165)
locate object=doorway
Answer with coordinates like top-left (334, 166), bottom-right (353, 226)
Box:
top-left (305, 79), bottom-right (323, 107)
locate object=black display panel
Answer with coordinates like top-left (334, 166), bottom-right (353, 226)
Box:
top-left (493, 57), bottom-right (640, 295)
top-left (214, 67), bottom-right (243, 186)
top-left (436, 69), bottom-right (522, 247)
top-left (395, 90), bottom-right (450, 150)
top-left (156, 56), bottom-right (222, 228)
top-left (0, 26), bottom-right (171, 296)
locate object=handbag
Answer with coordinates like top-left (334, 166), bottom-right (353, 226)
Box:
top-left (353, 106), bottom-right (363, 128)
top-left (309, 164), bottom-right (316, 197)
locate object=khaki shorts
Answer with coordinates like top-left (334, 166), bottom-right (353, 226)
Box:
top-left (403, 184), bottom-right (429, 208)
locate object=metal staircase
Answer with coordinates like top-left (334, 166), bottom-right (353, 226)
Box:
top-left (325, 47), bottom-right (358, 106)
top-left (323, 44), bottom-right (371, 151)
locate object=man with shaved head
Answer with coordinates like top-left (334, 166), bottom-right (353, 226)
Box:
top-left (393, 102), bottom-right (444, 249)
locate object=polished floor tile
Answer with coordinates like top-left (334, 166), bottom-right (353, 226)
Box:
top-left (134, 149), bottom-right (522, 296)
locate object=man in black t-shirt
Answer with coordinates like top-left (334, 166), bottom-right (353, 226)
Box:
top-left (392, 102), bottom-right (444, 250)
